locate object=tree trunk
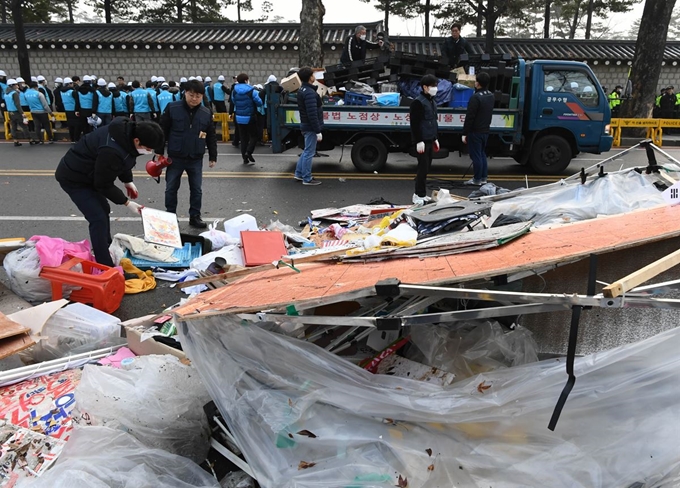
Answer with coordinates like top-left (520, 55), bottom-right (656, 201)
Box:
top-left (485, 0), bottom-right (495, 53)
top-left (299, 0), bottom-right (325, 67)
top-left (2, 0), bottom-right (7, 24)
top-left (104, 0), bottom-right (112, 23)
top-left (237, 0), bottom-right (241, 22)
top-left (176, 0), bottom-right (183, 23)
top-left (68, 0), bottom-right (74, 23)
top-left (585, 0), bottom-right (594, 39)
top-left (543, 0), bottom-right (551, 38)
top-left (11, 0), bottom-right (30, 81)
top-left (620, 0), bottom-right (676, 118)
top-left (190, 0), bottom-right (197, 22)
top-left (476, 0), bottom-right (483, 37)
top-left (569, 0), bottom-right (581, 39)
top-left (384, 0), bottom-right (389, 35)
top-left (424, 0), bottom-right (430, 37)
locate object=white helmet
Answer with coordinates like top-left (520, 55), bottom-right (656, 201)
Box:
top-left (188, 76), bottom-right (196, 81)
top-left (205, 76), bottom-right (212, 82)
top-left (151, 75), bottom-right (158, 82)
top-left (7, 78), bottom-right (17, 86)
top-left (0, 70), bottom-right (6, 77)
top-left (55, 77), bottom-right (64, 84)
top-left (161, 82), bottom-right (169, 88)
top-left (107, 82), bottom-right (116, 88)
top-left (83, 75), bottom-right (91, 82)
top-left (157, 76), bottom-right (166, 82)
top-left (196, 75), bottom-right (203, 82)
top-left (16, 77), bottom-right (24, 83)
top-left (63, 77), bottom-right (73, 84)
top-left (217, 75), bottom-right (225, 81)
top-left (180, 77), bottom-right (188, 83)
top-left (30, 76), bottom-right (38, 82)
top-left (37, 75), bottom-right (46, 82)
top-left (97, 78), bottom-right (106, 86)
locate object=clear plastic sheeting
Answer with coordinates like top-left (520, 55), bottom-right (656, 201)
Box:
top-left (17, 426), bottom-right (220, 488)
top-left (179, 314), bottom-right (680, 488)
top-left (73, 355), bottom-right (212, 463)
top-left (407, 320), bottom-right (539, 380)
top-left (490, 170), bottom-right (666, 227)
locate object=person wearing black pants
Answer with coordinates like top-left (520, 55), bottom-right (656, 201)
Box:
top-left (55, 117), bottom-right (164, 266)
top-left (157, 79), bottom-right (218, 229)
top-left (462, 72), bottom-right (495, 186)
top-left (231, 73), bottom-right (263, 164)
top-left (409, 74), bottom-right (440, 205)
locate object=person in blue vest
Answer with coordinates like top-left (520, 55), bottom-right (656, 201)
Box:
top-left (203, 76), bottom-right (213, 110)
top-left (95, 78), bottom-right (114, 126)
top-left (110, 82), bottom-right (128, 118)
top-left (128, 80), bottom-right (156, 122)
top-left (37, 75), bottom-right (53, 110)
top-left (55, 117), bottom-right (164, 267)
top-left (157, 79), bottom-right (217, 229)
top-left (409, 74), bottom-right (440, 204)
top-left (15, 77), bottom-right (34, 133)
top-left (75, 75), bottom-right (98, 136)
top-left (59, 78), bottom-right (80, 142)
top-left (0, 70), bottom-right (7, 121)
top-left (157, 81), bottom-right (180, 113)
top-left (25, 81), bottom-right (54, 144)
top-left (4, 79), bottom-right (32, 146)
top-left (212, 75), bottom-right (229, 113)
top-left (145, 81), bottom-right (160, 117)
top-left (232, 73), bottom-right (263, 165)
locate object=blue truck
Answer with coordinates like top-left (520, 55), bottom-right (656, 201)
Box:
top-left (268, 58), bottom-right (613, 174)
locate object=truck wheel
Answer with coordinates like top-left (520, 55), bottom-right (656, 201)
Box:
top-left (351, 137), bottom-right (388, 172)
top-left (530, 135), bottom-right (571, 174)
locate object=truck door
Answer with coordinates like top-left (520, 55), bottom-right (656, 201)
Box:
top-left (536, 65), bottom-right (607, 152)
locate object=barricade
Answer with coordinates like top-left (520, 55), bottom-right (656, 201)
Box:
top-left (611, 118), bottom-right (661, 147)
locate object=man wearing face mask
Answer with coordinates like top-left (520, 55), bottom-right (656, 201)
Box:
top-left (340, 25), bottom-right (383, 65)
top-left (409, 75), bottom-right (440, 205)
top-left (55, 117), bottom-right (165, 266)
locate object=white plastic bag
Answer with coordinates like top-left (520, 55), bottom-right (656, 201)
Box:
top-left (17, 426), bottom-right (220, 488)
top-left (3, 243), bottom-right (58, 302)
top-left (74, 355), bottom-right (212, 463)
top-left (190, 245), bottom-right (244, 271)
top-left (200, 220), bottom-right (239, 251)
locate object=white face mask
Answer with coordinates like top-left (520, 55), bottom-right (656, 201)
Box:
top-left (137, 147), bottom-right (153, 155)
top-left (428, 86), bottom-right (438, 97)
top-left (359, 34), bottom-right (366, 41)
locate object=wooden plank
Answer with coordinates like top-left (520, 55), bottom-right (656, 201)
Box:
top-left (0, 334), bottom-right (35, 360)
top-left (0, 312), bottom-right (31, 341)
top-left (602, 248), bottom-right (680, 298)
top-left (174, 205), bottom-right (680, 317)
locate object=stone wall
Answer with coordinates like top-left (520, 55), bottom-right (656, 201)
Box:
top-left (589, 64), bottom-right (680, 94)
top-left (0, 46), bottom-right (343, 85)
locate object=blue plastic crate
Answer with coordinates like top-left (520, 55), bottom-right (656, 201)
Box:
top-left (449, 86), bottom-right (474, 108)
top-left (124, 242), bottom-right (203, 270)
top-left (345, 92), bottom-right (371, 106)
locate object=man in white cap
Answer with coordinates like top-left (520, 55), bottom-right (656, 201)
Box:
top-left (202, 76), bottom-right (213, 109)
top-left (37, 75), bottom-right (54, 110)
top-left (75, 74), bottom-right (97, 137)
top-left (0, 70), bottom-right (7, 120)
top-left (15, 77), bottom-right (32, 131)
top-left (95, 78), bottom-right (114, 126)
top-left (179, 77), bottom-right (188, 98)
top-left (212, 75), bottom-right (229, 113)
top-left (60, 77), bottom-right (79, 142)
top-left (3, 79), bottom-right (31, 146)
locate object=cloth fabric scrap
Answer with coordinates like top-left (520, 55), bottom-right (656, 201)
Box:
top-left (120, 258), bottom-right (156, 294)
top-left (110, 234), bottom-right (178, 265)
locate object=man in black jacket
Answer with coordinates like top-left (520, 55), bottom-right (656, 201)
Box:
top-left (463, 72), bottom-right (494, 186)
top-left (157, 79), bottom-right (218, 229)
top-left (55, 117), bottom-right (164, 266)
top-left (340, 25), bottom-right (382, 65)
top-left (441, 23), bottom-right (472, 70)
top-left (409, 74), bottom-right (440, 205)
top-left (294, 67), bottom-right (324, 186)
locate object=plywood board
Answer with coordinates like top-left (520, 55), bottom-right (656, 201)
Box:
top-left (0, 312), bottom-right (30, 341)
top-left (174, 205), bottom-right (680, 318)
top-left (0, 334), bottom-right (35, 360)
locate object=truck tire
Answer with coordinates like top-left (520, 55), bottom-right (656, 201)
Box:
top-left (530, 135), bottom-right (571, 175)
top-left (351, 137), bottom-right (388, 172)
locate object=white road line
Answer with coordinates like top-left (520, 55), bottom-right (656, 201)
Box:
top-left (0, 216), bottom-right (217, 222)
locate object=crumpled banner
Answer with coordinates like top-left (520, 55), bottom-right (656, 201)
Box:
top-left (29, 235), bottom-right (92, 267)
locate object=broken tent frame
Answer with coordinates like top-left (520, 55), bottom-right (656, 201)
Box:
top-left (235, 246), bottom-right (680, 431)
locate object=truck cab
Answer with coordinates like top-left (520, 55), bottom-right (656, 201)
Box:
top-left (522, 60), bottom-right (613, 173)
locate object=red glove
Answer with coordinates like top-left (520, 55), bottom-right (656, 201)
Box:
top-left (434, 139), bottom-right (440, 153)
top-left (124, 182), bottom-right (139, 199)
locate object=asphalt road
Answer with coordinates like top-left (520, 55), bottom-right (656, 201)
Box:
top-left (1, 140), bottom-right (678, 321)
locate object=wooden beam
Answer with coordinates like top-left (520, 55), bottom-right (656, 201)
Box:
top-left (602, 248), bottom-right (680, 298)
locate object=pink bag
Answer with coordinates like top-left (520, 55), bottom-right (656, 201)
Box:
top-left (29, 235), bottom-right (93, 268)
